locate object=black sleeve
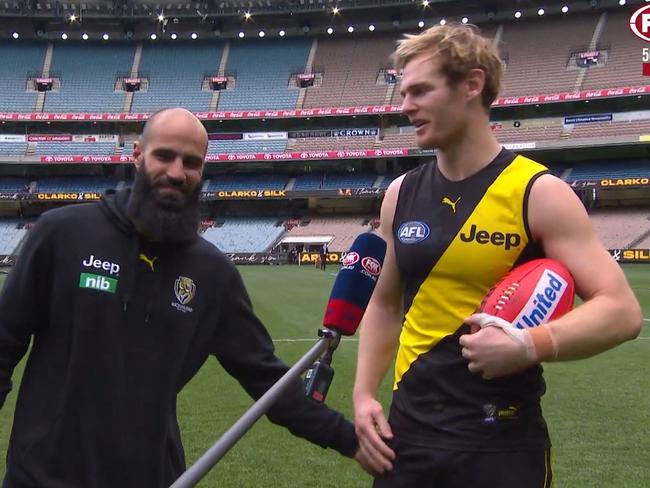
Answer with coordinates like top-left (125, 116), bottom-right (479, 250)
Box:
top-left (210, 264), bottom-right (358, 458)
top-left (0, 216), bottom-right (54, 410)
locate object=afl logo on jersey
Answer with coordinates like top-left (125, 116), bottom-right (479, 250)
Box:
top-left (398, 221), bottom-right (430, 244)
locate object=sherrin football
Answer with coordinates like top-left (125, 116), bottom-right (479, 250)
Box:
top-left (479, 258), bottom-right (575, 329)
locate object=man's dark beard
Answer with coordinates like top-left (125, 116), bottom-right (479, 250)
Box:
top-left (126, 166), bottom-right (200, 243)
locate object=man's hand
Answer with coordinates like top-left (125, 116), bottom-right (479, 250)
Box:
top-left (353, 395), bottom-right (395, 475)
top-left (459, 313), bottom-right (539, 379)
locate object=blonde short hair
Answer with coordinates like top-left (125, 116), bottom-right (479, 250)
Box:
top-left (393, 23), bottom-right (503, 109)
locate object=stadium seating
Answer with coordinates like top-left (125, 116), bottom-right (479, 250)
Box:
top-left (282, 216), bottom-right (371, 252)
top-left (202, 217), bottom-right (284, 252)
top-left (205, 174), bottom-right (287, 191)
top-left (567, 119), bottom-right (650, 140)
top-left (207, 139), bottom-right (287, 154)
top-left (0, 178), bottom-right (29, 192)
top-left (293, 172), bottom-right (376, 190)
top-left (568, 160), bottom-right (650, 180)
top-left (0, 221), bottom-right (28, 255)
top-left (44, 42), bottom-right (133, 113)
top-left (589, 208), bottom-right (650, 248)
top-left (0, 42), bottom-right (45, 113)
top-left (0, 142), bottom-right (28, 156)
top-left (33, 141), bottom-right (117, 156)
top-left (35, 177), bottom-right (120, 193)
top-left (292, 135), bottom-right (377, 151)
top-left (499, 13), bottom-right (598, 97)
top-left (217, 39), bottom-right (310, 111)
top-left (303, 35), bottom-right (396, 108)
top-left (131, 42), bottom-right (224, 112)
top-left (581, 11), bottom-right (649, 90)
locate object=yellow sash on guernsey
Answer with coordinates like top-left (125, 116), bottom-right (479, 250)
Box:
top-left (394, 156), bottom-right (548, 389)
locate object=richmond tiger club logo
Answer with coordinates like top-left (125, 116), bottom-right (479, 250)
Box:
top-left (172, 276), bottom-right (196, 313)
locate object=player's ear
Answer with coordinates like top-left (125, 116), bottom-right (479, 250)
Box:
top-left (465, 68), bottom-right (486, 104)
top-left (133, 140), bottom-right (143, 171)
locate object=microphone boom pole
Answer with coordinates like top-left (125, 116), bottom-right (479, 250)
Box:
top-left (169, 328), bottom-right (340, 488)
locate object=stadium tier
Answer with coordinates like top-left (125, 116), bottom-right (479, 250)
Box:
top-left (499, 13), bottom-right (599, 97)
top-left (282, 216), bottom-right (371, 252)
top-left (293, 172), bottom-right (378, 190)
top-left (201, 218), bottom-right (284, 253)
top-left (44, 42), bottom-right (134, 113)
top-left (0, 221), bottom-right (29, 255)
top-left (567, 160), bottom-right (650, 180)
top-left (0, 42), bottom-right (45, 113)
top-left (34, 177), bottom-right (121, 193)
top-left (302, 35), bottom-right (397, 108)
top-left (33, 141), bottom-right (116, 156)
top-left (589, 208), bottom-right (650, 248)
top-left (131, 42), bottom-right (224, 112)
top-left (581, 10), bottom-right (649, 90)
top-left (205, 174), bottom-right (287, 191)
top-left (217, 38), bottom-right (311, 111)
top-left (207, 139), bottom-right (288, 154)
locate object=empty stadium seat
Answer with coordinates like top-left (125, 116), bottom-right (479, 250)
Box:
top-left (0, 42), bottom-right (45, 113)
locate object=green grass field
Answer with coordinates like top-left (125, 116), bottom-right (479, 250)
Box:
top-left (1, 264), bottom-right (649, 487)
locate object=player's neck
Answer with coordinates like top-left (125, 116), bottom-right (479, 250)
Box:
top-left (435, 122), bottom-right (502, 181)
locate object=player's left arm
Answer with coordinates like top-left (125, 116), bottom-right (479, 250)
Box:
top-left (528, 174), bottom-right (642, 360)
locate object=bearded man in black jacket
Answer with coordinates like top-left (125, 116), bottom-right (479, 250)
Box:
top-left (0, 108), bottom-right (391, 487)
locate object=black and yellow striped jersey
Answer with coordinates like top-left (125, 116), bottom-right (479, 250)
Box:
top-left (390, 148), bottom-right (551, 450)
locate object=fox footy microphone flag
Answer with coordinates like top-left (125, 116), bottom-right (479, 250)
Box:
top-left (323, 232), bottom-right (387, 335)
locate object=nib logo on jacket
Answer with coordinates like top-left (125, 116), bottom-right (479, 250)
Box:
top-left (79, 254), bottom-right (120, 294)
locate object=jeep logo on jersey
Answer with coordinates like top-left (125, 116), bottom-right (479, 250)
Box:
top-left (341, 251), bottom-right (360, 267)
top-left (397, 221), bottom-right (430, 244)
top-left (361, 256), bottom-right (381, 276)
top-left (82, 254), bottom-right (120, 275)
top-left (174, 276), bottom-right (196, 305)
top-left (512, 270), bottom-right (568, 329)
top-left (630, 4), bottom-right (650, 42)
top-left (459, 224), bottom-right (521, 250)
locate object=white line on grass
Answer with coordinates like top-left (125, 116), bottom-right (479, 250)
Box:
top-left (644, 318), bottom-right (650, 323)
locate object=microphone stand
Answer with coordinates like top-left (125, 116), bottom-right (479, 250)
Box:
top-left (169, 328), bottom-right (341, 488)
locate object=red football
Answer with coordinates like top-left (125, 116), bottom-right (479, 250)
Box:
top-left (479, 258), bottom-right (575, 329)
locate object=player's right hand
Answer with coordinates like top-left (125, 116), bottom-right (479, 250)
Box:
top-left (353, 395), bottom-right (395, 475)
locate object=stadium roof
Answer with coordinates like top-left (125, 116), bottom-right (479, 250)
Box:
top-left (0, 0), bottom-right (644, 40)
